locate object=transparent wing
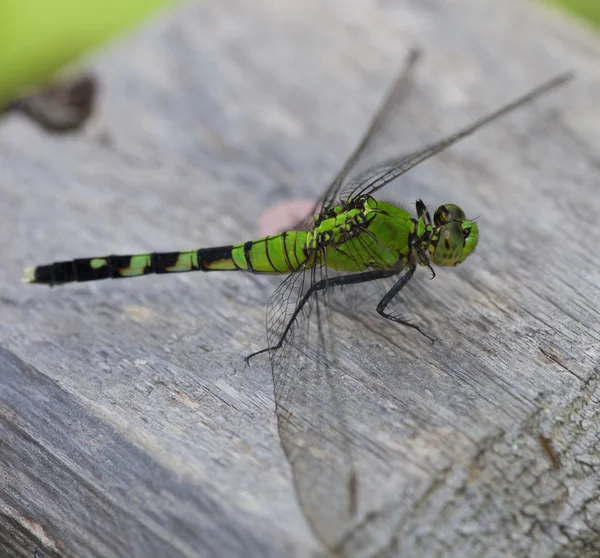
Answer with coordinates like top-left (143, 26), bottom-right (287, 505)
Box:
top-left (299, 48), bottom-right (421, 226)
top-left (343, 71), bottom-right (573, 201)
top-left (267, 232), bottom-right (418, 551)
top-left (266, 252), bottom-right (360, 550)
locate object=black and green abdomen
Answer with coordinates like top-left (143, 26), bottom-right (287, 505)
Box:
top-left (229, 232), bottom-right (308, 272)
top-left (24, 232), bottom-right (309, 286)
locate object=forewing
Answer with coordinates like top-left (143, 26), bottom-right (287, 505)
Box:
top-left (311, 48), bottom-right (420, 216)
top-left (266, 253), bottom-right (359, 550)
top-left (345, 71), bottom-right (574, 201)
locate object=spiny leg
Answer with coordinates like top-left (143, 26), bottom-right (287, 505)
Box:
top-left (246, 268), bottom-right (397, 363)
top-left (376, 265), bottom-right (436, 343)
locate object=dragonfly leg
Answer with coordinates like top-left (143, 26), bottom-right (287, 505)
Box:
top-left (416, 199), bottom-right (432, 225)
top-left (376, 265), bottom-right (436, 343)
top-left (245, 268), bottom-right (397, 364)
top-left (427, 263), bottom-right (436, 280)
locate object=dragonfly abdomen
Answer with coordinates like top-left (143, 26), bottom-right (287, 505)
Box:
top-left (23, 250), bottom-right (220, 285)
top-left (23, 232), bottom-right (309, 286)
top-left (229, 232), bottom-right (308, 273)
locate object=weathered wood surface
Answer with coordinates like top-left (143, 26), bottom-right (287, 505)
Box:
top-left (2, 0), bottom-right (600, 556)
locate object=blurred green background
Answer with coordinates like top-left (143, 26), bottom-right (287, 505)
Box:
top-left (0, 0), bottom-right (174, 105)
top-left (549, 0), bottom-right (600, 28)
top-left (0, 0), bottom-right (598, 107)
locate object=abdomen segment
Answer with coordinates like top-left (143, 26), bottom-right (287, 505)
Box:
top-left (23, 232), bottom-right (308, 286)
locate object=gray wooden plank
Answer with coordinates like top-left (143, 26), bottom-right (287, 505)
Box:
top-left (0, 346), bottom-right (285, 558)
top-left (1, 0), bottom-right (600, 556)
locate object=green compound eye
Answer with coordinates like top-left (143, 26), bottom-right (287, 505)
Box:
top-left (431, 221), bottom-right (465, 266)
top-left (434, 204), bottom-right (466, 226)
top-left (430, 219), bottom-right (479, 266)
top-left (431, 204), bottom-right (478, 266)
top-left (458, 220), bottom-right (479, 264)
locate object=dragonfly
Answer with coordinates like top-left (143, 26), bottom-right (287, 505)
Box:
top-left (23, 51), bottom-right (572, 553)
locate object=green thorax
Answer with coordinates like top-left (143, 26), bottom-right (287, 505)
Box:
top-left (306, 196), bottom-right (416, 272)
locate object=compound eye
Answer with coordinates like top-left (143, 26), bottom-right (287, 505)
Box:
top-left (431, 222), bottom-right (464, 266)
top-left (434, 204), bottom-right (467, 226)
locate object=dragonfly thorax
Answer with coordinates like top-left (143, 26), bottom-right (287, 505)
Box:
top-left (309, 197), bottom-right (373, 249)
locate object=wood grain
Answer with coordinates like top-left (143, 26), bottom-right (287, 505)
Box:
top-left (2, 0), bottom-right (600, 556)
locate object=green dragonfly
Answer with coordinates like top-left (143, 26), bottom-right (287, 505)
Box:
top-left (23, 51), bottom-right (572, 552)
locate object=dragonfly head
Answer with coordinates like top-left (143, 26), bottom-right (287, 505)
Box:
top-left (429, 204), bottom-right (479, 267)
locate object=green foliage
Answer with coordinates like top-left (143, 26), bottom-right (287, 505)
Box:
top-left (548, 0), bottom-right (600, 28)
top-left (0, 0), bottom-right (173, 104)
